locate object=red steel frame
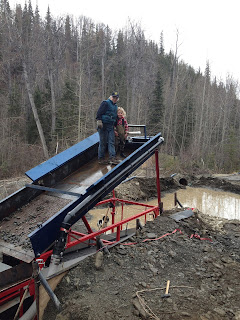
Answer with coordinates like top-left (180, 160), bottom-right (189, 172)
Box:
top-left (0, 149), bottom-right (162, 315)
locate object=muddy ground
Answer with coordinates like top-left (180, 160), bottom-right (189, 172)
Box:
top-left (41, 174), bottom-right (240, 320)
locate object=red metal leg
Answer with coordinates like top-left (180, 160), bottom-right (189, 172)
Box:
top-left (82, 215), bottom-right (94, 234)
top-left (155, 149), bottom-right (162, 214)
top-left (111, 211), bottom-right (115, 233)
top-left (116, 226), bottom-right (121, 241)
top-left (111, 190), bottom-right (116, 232)
top-left (121, 203), bottom-right (123, 231)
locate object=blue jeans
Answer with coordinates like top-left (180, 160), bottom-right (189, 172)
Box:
top-left (98, 125), bottom-right (116, 159)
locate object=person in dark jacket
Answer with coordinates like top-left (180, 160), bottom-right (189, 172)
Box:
top-left (96, 91), bottom-right (120, 165)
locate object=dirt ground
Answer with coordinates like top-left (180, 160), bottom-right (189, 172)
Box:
top-left (42, 174), bottom-right (240, 320)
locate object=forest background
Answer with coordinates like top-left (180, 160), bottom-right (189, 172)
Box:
top-left (0, 0), bottom-right (240, 179)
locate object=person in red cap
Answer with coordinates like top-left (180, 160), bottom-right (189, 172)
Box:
top-left (96, 92), bottom-right (120, 165)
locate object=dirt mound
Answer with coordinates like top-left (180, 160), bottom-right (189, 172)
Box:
top-left (114, 176), bottom-right (179, 201)
top-left (43, 175), bottom-right (240, 320)
top-left (193, 175), bottom-right (240, 194)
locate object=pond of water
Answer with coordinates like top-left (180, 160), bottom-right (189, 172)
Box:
top-left (161, 186), bottom-right (240, 220)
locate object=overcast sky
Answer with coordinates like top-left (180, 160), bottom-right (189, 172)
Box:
top-left (8, 0), bottom-right (240, 83)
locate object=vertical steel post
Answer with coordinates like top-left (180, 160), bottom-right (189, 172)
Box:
top-left (120, 202), bottom-right (123, 231)
top-left (111, 211), bottom-right (115, 233)
top-left (155, 149), bottom-right (163, 214)
top-left (174, 192), bottom-right (177, 207)
top-left (111, 190), bottom-right (116, 233)
top-left (116, 226), bottom-right (121, 241)
top-left (174, 192), bottom-right (183, 208)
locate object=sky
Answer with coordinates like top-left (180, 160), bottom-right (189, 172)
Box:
top-left (8, 0), bottom-right (240, 83)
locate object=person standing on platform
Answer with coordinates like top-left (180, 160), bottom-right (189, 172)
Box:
top-left (114, 107), bottom-right (129, 158)
top-left (96, 91), bottom-right (120, 165)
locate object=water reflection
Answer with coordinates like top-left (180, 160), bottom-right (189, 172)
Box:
top-left (172, 187), bottom-right (240, 220)
top-left (160, 187), bottom-right (240, 220)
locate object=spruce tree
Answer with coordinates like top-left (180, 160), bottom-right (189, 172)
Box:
top-left (148, 70), bottom-right (165, 135)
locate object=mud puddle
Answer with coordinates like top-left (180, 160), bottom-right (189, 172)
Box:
top-left (165, 186), bottom-right (240, 220)
top-left (88, 187), bottom-right (240, 231)
top-left (88, 202), bottom-right (156, 232)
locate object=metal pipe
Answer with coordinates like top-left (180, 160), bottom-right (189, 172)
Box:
top-left (32, 258), bottom-right (61, 311)
top-left (38, 271), bottom-right (61, 311)
top-left (174, 192), bottom-right (183, 208)
top-left (144, 126), bottom-right (147, 139)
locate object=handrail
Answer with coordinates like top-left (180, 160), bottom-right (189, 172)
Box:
top-left (128, 124), bottom-right (147, 138)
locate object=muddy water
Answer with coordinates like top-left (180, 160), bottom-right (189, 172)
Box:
top-left (88, 187), bottom-right (240, 231)
top-left (88, 201), bottom-right (156, 232)
top-left (162, 187), bottom-right (240, 220)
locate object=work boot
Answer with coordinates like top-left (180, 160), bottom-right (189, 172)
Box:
top-left (109, 157), bottom-right (120, 165)
top-left (98, 159), bottom-right (109, 165)
top-left (120, 152), bottom-right (126, 158)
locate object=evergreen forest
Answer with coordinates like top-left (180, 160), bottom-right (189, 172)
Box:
top-left (0, 0), bottom-right (239, 178)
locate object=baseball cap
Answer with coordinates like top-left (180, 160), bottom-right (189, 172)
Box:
top-left (112, 91), bottom-right (119, 98)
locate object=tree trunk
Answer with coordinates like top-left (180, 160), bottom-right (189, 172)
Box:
top-left (78, 68), bottom-right (82, 141)
top-left (48, 68), bottom-right (56, 136)
top-left (23, 62), bottom-right (49, 159)
top-left (101, 54), bottom-right (105, 100)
